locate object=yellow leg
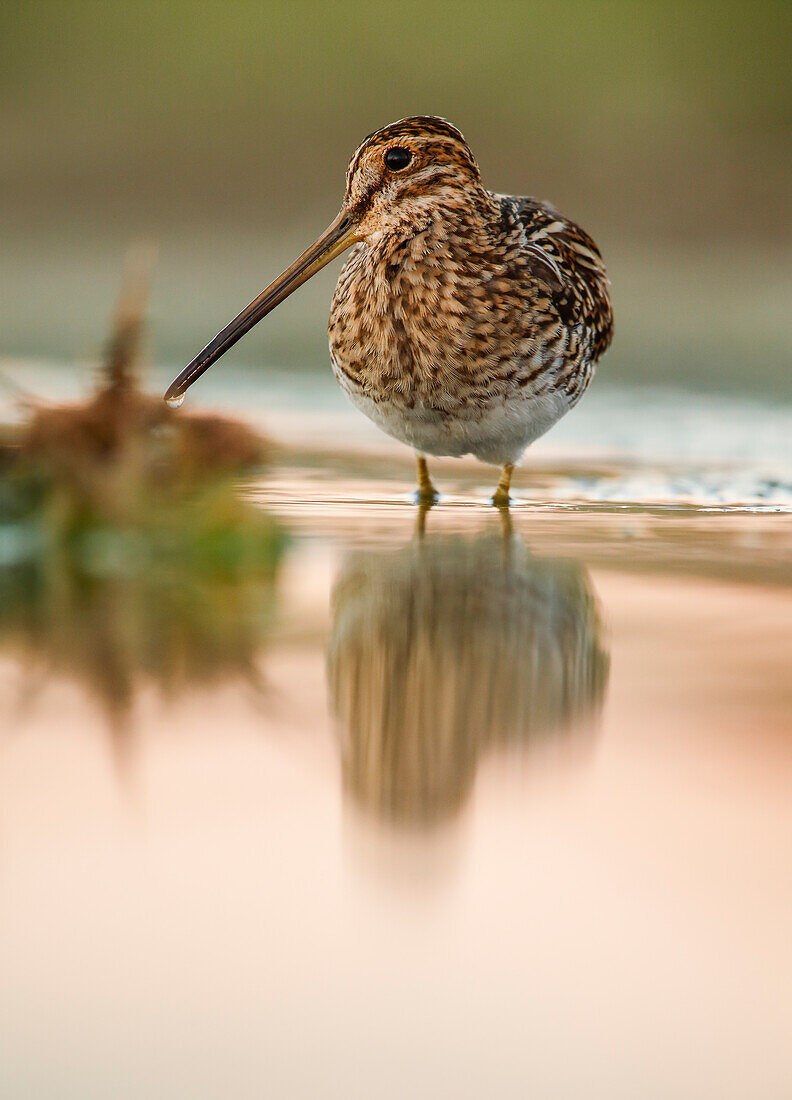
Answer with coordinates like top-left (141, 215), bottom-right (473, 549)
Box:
top-left (492, 463), bottom-right (514, 508)
top-left (415, 455), bottom-right (439, 505)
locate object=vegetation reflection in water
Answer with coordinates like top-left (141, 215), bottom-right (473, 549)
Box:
top-left (0, 254), bottom-right (285, 736)
top-left (0, 528), bottom-right (282, 738)
top-left (327, 524), bottom-right (610, 828)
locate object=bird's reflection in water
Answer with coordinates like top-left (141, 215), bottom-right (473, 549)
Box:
top-left (327, 525), bottom-right (609, 829)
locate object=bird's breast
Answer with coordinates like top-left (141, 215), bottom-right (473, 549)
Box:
top-left (328, 239), bottom-right (553, 413)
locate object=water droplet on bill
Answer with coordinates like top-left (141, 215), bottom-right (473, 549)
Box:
top-left (165, 393), bottom-right (185, 409)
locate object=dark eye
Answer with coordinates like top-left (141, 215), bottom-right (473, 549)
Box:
top-left (384, 146), bottom-right (412, 171)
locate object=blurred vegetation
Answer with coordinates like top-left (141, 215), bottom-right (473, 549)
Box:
top-left (0, 547), bottom-right (280, 737)
top-left (2, 1), bottom-right (791, 389)
top-left (3, 0), bottom-right (787, 240)
top-left (3, 1), bottom-right (790, 239)
top-left (0, 254), bottom-right (285, 730)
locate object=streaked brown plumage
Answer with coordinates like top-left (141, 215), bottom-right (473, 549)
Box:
top-left (165, 116), bottom-right (613, 505)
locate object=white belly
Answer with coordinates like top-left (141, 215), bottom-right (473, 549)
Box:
top-left (336, 375), bottom-right (572, 467)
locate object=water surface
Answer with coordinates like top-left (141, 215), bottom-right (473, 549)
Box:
top-left (1, 366), bottom-right (791, 1098)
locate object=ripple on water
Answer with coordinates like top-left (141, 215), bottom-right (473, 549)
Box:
top-left (551, 467), bottom-right (792, 512)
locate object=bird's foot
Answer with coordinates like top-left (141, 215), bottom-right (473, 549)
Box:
top-left (414, 455), bottom-right (439, 508)
top-left (411, 486), bottom-right (440, 507)
top-left (491, 463), bottom-right (515, 510)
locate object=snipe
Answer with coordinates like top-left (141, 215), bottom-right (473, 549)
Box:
top-left (165, 116), bottom-right (613, 506)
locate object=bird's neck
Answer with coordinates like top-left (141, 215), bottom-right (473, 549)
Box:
top-left (365, 194), bottom-right (500, 268)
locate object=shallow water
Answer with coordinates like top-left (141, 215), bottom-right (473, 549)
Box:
top-left (1, 364), bottom-right (792, 1098)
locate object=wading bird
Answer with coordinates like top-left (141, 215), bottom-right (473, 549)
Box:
top-left (165, 117), bottom-right (613, 506)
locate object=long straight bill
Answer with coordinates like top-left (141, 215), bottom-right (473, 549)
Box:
top-left (164, 210), bottom-right (358, 404)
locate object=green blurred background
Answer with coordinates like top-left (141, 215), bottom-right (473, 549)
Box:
top-left (2, 0), bottom-right (791, 393)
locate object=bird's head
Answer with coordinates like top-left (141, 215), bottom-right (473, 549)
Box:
top-left (342, 116), bottom-right (485, 240)
top-left (164, 117), bottom-right (483, 406)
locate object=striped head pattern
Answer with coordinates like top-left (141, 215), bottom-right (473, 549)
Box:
top-left (342, 116), bottom-right (488, 237)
